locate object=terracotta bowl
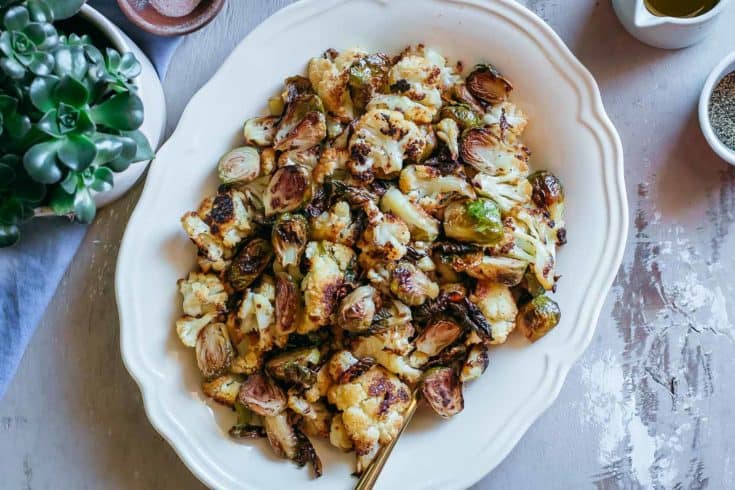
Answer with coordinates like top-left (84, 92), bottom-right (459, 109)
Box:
top-left (116, 0), bottom-right (225, 36)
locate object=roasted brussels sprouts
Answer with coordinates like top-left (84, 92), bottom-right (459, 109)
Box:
top-left (443, 199), bottom-right (504, 245)
top-left (411, 320), bottom-right (463, 367)
top-left (460, 126), bottom-right (529, 178)
top-left (217, 146), bottom-right (261, 185)
top-left (460, 345), bottom-right (489, 382)
top-left (264, 165), bottom-right (312, 216)
top-left (274, 272), bottom-right (301, 336)
top-left (238, 372), bottom-right (287, 416)
top-left (421, 367), bottom-right (464, 418)
top-left (465, 255), bottom-right (528, 286)
top-left (389, 262), bottom-right (440, 306)
top-left (266, 347), bottom-right (321, 385)
top-left (243, 116), bottom-right (280, 146)
top-left (528, 170), bottom-right (566, 242)
top-left (274, 94), bottom-right (327, 151)
top-left (195, 323), bottom-right (234, 379)
top-left (466, 64), bottom-right (513, 104)
top-left (229, 401), bottom-right (266, 438)
top-left (440, 103), bottom-right (481, 129)
top-left (336, 285), bottom-right (380, 332)
top-left (380, 187), bottom-right (439, 242)
top-left (516, 295), bottom-right (561, 342)
top-left (370, 299), bottom-right (413, 332)
top-left (272, 213), bottom-right (309, 268)
top-left (349, 52), bottom-right (391, 109)
top-left (263, 412), bottom-right (323, 477)
top-left (227, 238), bottom-right (274, 291)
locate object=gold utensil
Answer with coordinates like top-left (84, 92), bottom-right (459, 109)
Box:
top-left (354, 391), bottom-right (420, 490)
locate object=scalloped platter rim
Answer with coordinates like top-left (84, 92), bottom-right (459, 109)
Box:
top-left (115, 1), bottom-right (628, 488)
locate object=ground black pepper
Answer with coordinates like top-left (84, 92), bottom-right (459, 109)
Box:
top-left (709, 71), bottom-right (735, 151)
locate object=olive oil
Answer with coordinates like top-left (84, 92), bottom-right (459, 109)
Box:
top-left (645, 0), bottom-right (719, 17)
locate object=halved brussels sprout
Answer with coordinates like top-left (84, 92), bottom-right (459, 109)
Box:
top-left (516, 295), bottom-right (561, 342)
top-left (460, 126), bottom-right (529, 178)
top-left (274, 94), bottom-right (327, 152)
top-left (263, 412), bottom-right (323, 477)
top-left (465, 255), bottom-right (528, 286)
top-left (243, 116), bottom-right (280, 146)
top-left (336, 285), bottom-right (380, 332)
top-left (272, 213), bottom-right (309, 268)
top-left (264, 165), bottom-right (312, 216)
top-left (217, 146), bottom-right (261, 185)
top-left (227, 238), bottom-right (274, 291)
top-left (421, 367), bottom-right (464, 418)
top-left (452, 83), bottom-right (486, 115)
top-left (274, 272), bottom-right (301, 336)
top-left (266, 347), bottom-right (321, 385)
top-left (414, 320), bottom-right (463, 358)
top-left (389, 262), bottom-right (440, 307)
top-left (528, 170), bottom-right (566, 243)
top-left (238, 372), bottom-right (287, 416)
top-left (370, 299), bottom-right (413, 332)
top-left (440, 103), bottom-right (481, 129)
top-left (443, 199), bottom-right (504, 245)
top-left (195, 323), bottom-right (234, 379)
top-left (460, 345), bottom-right (489, 382)
top-left (466, 64), bottom-right (513, 104)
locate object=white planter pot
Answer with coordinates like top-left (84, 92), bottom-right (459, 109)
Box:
top-left (78, 4), bottom-right (167, 209)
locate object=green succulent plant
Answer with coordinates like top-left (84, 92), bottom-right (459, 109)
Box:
top-left (0, 0), bottom-right (153, 247)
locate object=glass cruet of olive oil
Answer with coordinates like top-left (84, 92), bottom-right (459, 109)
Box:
top-left (645, 0), bottom-right (719, 17)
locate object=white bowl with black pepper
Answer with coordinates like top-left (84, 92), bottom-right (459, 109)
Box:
top-left (700, 50), bottom-right (735, 165)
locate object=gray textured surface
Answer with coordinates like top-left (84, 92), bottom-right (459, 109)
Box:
top-left (2, 1), bottom-right (735, 488)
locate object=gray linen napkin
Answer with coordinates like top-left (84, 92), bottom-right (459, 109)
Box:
top-left (0, 0), bottom-right (181, 398)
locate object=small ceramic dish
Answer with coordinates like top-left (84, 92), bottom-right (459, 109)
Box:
top-left (700, 50), bottom-right (735, 165)
top-left (612, 0), bottom-right (730, 49)
top-left (116, 0), bottom-right (225, 36)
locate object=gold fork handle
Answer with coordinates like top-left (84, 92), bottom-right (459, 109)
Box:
top-left (354, 394), bottom-right (419, 490)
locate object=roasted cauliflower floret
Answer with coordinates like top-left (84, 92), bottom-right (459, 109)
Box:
top-left (388, 54), bottom-right (442, 119)
top-left (311, 201), bottom-right (360, 246)
top-left (399, 164), bottom-right (475, 214)
top-left (380, 187), bottom-right (439, 241)
top-left (195, 188), bottom-right (254, 248)
top-left (348, 109), bottom-right (428, 179)
top-left (350, 323), bottom-right (422, 383)
top-left (178, 272), bottom-right (228, 318)
top-left (472, 172), bottom-right (532, 213)
top-left (357, 210), bottom-right (411, 269)
top-left (470, 281), bottom-right (518, 344)
top-left (181, 213), bottom-right (227, 272)
top-left (327, 365), bottom-right (412, 474)
top-left (483, 101), bottom-right (528, 141)
top-left (299, 241), bottom-right (356, 333)
top-left (308, 48), bottom-right (365, 121)
top-left (202, 374), bottom-right (243, 407)
top-left (436, 118), bottom-right (460, 159)
top-left (366, 94), bottom-right (435, 124)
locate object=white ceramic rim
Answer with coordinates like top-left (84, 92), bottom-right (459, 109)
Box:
top-left (115, 0), bottom-right (629, 488)
top-left (638, 0), bottom-right (731, 25)
top-left (699, 49), bottom-right (735, 165)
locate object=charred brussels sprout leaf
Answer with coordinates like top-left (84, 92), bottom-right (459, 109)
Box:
top-left (227, 238), bottom-right (274, 291)
top-left (443, 199), bottom-right (503, 245)
top-left (264, 165), bottom-right (312, 216)
top-left (229, 401), bottom-right (266, 438)
top-left (516, 294), bottom-right (561, 342)
top-left (421, 367), bottom-right (464, 418)
top-left (466, 64), bottom-right (513, 104)
top-left (217, 146), bottom-right (261, 185)
top-left (238, 372), bottom-right (287, 416)
top-left (265, 347), bottom-right (321, 385)
top-left (273, 93), bottom-right (326, 151)
top-left (272, 213), bottom-right (309, 267)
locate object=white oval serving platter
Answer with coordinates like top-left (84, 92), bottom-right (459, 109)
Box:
top-left (115, 0), bottom-right (628, 488)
